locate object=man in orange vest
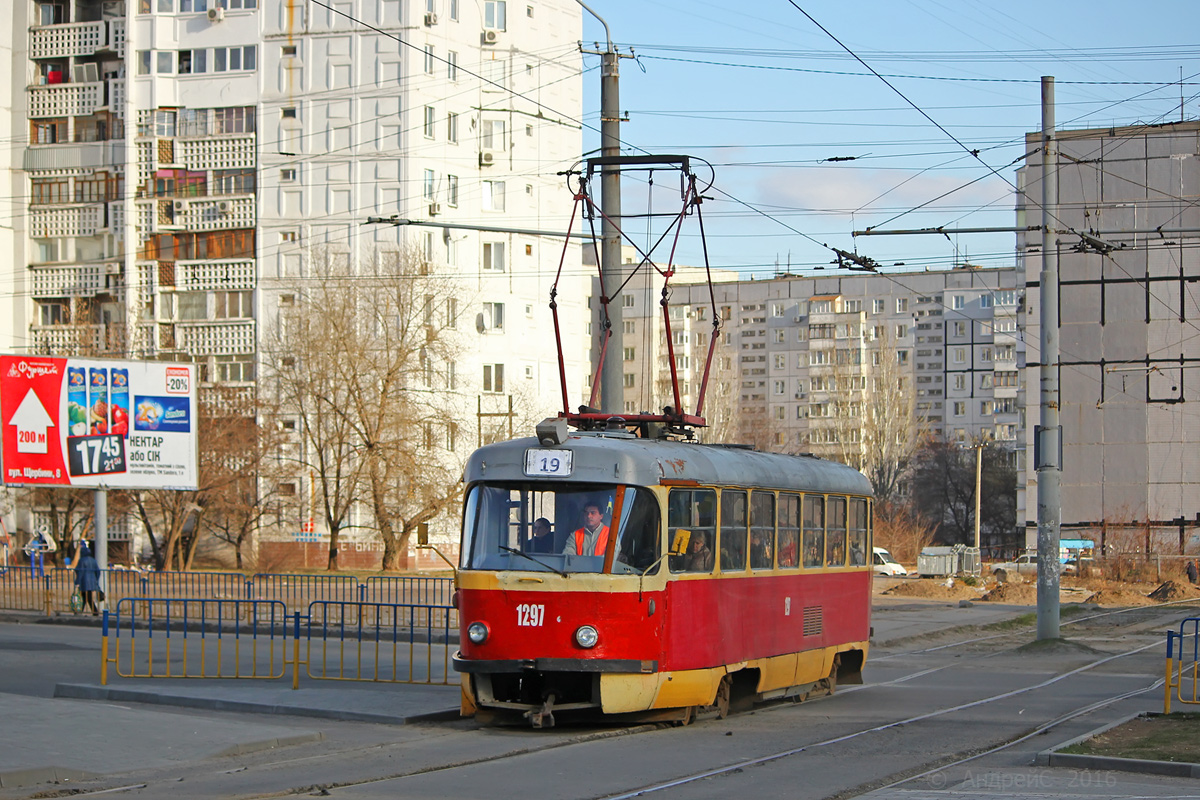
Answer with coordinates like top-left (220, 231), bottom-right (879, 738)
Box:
top-left (563, 502), bottom-right (609, 556)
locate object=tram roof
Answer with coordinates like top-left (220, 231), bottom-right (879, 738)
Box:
top-left (464, 432), bottom-right (874, 497)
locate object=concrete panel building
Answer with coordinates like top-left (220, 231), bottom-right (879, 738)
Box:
top-left (1018, 120), bottom-right (1200, 553)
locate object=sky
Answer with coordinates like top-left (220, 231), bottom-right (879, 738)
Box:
top-left (572, 0), bottom-right (1200, 278)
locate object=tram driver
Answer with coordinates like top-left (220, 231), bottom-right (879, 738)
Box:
top-left (563, 502), bottom-right (610, 557)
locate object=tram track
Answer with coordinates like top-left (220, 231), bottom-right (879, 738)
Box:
top-left (20, 601), bottom-right (1193, 800)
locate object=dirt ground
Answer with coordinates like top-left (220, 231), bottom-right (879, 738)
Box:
top-left (881, 576), bottom-right (1200, 607)
top-left (1062, 713), bottom-right (1200, 763)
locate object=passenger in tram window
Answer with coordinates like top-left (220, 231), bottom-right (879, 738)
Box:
top-left (684, 531), bottom-right (714, 573)
top-left (750, 528), bottom-right (773, 570)
top-left (563, 502), bottom-right (610, 556)
top-left (848, 531), bottom-right (866, 566)
top-left (777, 530), bottom-right (798, 568)
top-left (827, 538), bottom-right (845, 567)
top-left (528, 517), bottom-right (554, 553)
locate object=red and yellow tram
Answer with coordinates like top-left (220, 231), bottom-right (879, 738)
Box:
top-left (453, 420), bottom-right (874, 726)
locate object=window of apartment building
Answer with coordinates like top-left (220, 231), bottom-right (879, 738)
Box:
top-left (810, 299), bottom-right (832, 314)
top-left (995, 371), bottom-right (1018, 387)
top-left (482, 180), bottom-right (506, 211)
top-left (952, 295), bottom-right (965, 310)
top-left (979, 346), bottom-right (992, 362)
top-left (622, 347), bottom-right (635, 362)
top-left (39, 2), bottom-right (65, 24)
top-left (483, 364), bottom-right (504, 393)
top-left (34, 240), bottom-right (61, 262)
top-left (623, 373), bottom-right (635, 388)
top-left (449, 0), bottom-right (458, 19)
top-left (871, 299), bottom-right (884, 314)
top-left (447, 51), bottom-right (458, 81)
top-left (281, 44), bottom-right (297, 57)
top-left (212, 46), bottom-right (256, 72)
top-left (771, 303), bottom-right (785, 317)
top-left (446, 112), bottom-right (459, 143)
top-left (895, 324), bottom-right (907, 339)
top-left (157, 51), bottom-right (174, 74)
top-left (424, 44), bottom-right (435, 74)
top-left (979, 373), bottom-right (994, 389)
top-left (995, 290), bottom-right (1017, 306)
top-left (952, 347), bottom-right (965, 364)
top-left (446, 174), bottom-right (459, 206)
top-left (994, 318), bottom-right (1017, 334)
top-left (38, 301), bottom-right (68, 326)
top-left (895, 298), bottom-right (908, 313)
top-left (896, 350), bottom-right (909, 365)
top-left (953, 401), bottom-right (965, 416)
top-left (445, 298), bottom-right (458, 327)
top-left (774, 354), bottom-right (786, 369)
top-left (980, 294), bottom-right (993, 308)
top-left (484, 0), bottom-right (506, 29)
top-left (213, 355), bottom-right (254, 383)
top-left (775, 406), bottom-right (785, 420)
top-left (995, 344), bottom-right (1014, 361)
top-left (280, 168), bottom-right (297, 183)
top-left (622, 294), bottom-right (635, 309)
top-left (213, 106), bottom-right (255, 133)
top-left (424, 106), bottom-right (436, 138)
top-left (623, 320), bottom-right (635, 334)
top-left (214, 290), bottom-right (252, 319)
top-left (213, 169), bottom-right (254, 195)
top-left (773, 329), bottom-right (785, 343)
top-left (423, 169), bottom-right (435, 200)
top-left (952, 320), bottom-right (966, 337)
top-left (844, 299), bottom-right (861, 313)
top-left (952, 374), bottom-right (966, 391)
top-left (481, 119), bottom-right (506, 150)
top-left (482, 302), bottom-right (504, 331)
top-left (32, 119), bottom-right (67, 144)
top-left (482, 242), bottom-right (505, 271)
top-left (980, 400), bottom-right (994, 416)
top-left (178, 49), bottom-right (207, 74)
top-left (31, 178), bottom-right (69, 205)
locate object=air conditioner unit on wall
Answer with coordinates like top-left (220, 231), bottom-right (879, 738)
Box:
top-left (424, 12), bottom-right (437, 25)
top-left (217, 201), bottom-right (231, 213)
top-left (482, 28), bottom-right (498, 44)
top-left (207, 6), bottom-right (224, 22)
top-left (173, 200), bottom-right (188, 211)
top-left (479, 150), bottom-right (495, 166)
top-left (428, 202), bottom-right (441, 216)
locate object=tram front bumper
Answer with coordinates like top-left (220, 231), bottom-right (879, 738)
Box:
top-left (452, 652), bottom-right (658, 674)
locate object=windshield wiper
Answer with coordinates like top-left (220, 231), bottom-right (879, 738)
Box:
top-left (499, 545), bottom-right (568, 577)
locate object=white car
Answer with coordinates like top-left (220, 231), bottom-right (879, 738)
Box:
top-left (992, 554), bottom-right (1038, 578)
top-left (873, 547), bottom-right (908, 577)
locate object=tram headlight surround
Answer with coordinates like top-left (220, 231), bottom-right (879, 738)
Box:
top-left (574, 625), bottom-right (599, 649)
top-left (467, 621), bottom-right (490, 644)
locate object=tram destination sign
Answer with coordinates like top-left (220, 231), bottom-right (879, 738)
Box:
top-left (0, 355), bottom-right (199, 490)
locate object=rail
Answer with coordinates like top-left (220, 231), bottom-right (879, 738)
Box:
top-left (1164, 617), bottom-right (1200, 713)
top-left (99, 598), bottom-right (457, 688)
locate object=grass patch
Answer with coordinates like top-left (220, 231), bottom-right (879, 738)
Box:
top-left (1061, 713), bottom-right (1200, 763)
top-left (983, 612), bottom-right (1036, 631)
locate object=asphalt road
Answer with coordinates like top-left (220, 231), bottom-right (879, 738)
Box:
top-left (0, 595), bottom-right (1197, 799)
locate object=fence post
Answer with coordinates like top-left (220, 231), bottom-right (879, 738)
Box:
top-left (1165, 630), bottom-right (1177, 714)
top-left (100, 609), bottom-right (110, 686)
top-left (292, 611), bottom-right (301, 690)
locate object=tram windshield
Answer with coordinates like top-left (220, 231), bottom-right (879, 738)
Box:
top-left (460, 482), bottom-right (661, 574)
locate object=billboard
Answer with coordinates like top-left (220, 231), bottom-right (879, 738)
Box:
top-left (0, 355), bottom-right (199, 490)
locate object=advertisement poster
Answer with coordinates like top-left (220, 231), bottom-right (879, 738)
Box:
top-left (0, 355), bottom-right (198, 490)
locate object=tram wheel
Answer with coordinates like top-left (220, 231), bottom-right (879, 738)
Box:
top-left (823, 656), bottom-right (840, 696)
top-left (675, 705), bottom-right (695, 726)
top-left (714, 674), bottom-right (732, 719)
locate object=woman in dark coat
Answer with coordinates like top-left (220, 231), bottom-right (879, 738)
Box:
top-left (74, 544), bottom-right (101, 615)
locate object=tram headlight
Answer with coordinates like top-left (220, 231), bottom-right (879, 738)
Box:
top-left (574, 625), bottom-right (599, 649)
top-left (467, 621), bottom-right (489, 644)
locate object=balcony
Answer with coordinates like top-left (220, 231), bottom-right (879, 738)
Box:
top-left (30, 323), bottom-right (105, 355)
top-left (24, 141), bottom-right (116, 171)
top-left (171, 195), bottom-right (256, 232)
top-left (30, 203), bottom-right (106, 237)
top-left (28, 81), bottom-right (104, 119)
top-left (177, 320), bottom-right (256, 356)
top-left (29, 262), bottom-right (106, 297)
top-left (177, 135), bottom-right (256, 171)
top-left (177, 259), bottom-right (255, 291)
top-left (30, 21), bottom-right (107, 59)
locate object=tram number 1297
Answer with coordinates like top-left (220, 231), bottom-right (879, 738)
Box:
top-left (516, 603), bottom-right (545, 627)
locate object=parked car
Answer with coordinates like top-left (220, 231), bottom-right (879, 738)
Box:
top-left (872, 547), bottom-right (908, 577)
top-left (992, 554), bottom-right (1037, 578)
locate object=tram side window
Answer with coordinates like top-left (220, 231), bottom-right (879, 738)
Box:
top-left (750, 491), bottom-right (775, 570)
top-left (827, 496), bottom-right (847, 567)
top-left (614, 487), bottom-right (662, 573)
top-left (802, 495), bottom-right (824, 568)
top-left (848, 498), bottom-right (869, 566)
top-left (667, 489), bottom-right (716, 573)
top-left (719, 489), bottom-right (747, 571)
top-left (778, 493), bottom-right (800, 568)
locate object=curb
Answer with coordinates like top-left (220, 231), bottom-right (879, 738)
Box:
top-left (0, 764), bottom-right (102, 790)
top-left (1036, 711), bottom-right (1200, 777)
top-left (53, 683), bottom-right (458, 727)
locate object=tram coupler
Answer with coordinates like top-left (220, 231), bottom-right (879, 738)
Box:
top-left (526, 692), bottom-right (557, 728)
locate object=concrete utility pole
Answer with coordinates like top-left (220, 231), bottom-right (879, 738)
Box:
top-left (578, 1), bottom-right (623, 413)
top-left (1036, 76), bottom-right (1062, 640)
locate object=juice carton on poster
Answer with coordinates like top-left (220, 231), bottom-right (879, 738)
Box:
top-left (109, 368), bottom-right (130, 438)
top-left (87, 367), bottom-right (108, 435)
top-left (66, 367), bottom-right (88, 436)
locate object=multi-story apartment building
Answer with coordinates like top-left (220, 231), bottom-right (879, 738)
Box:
top-left (608, 265), bottom-right (1026, 541)
top-left (1018, 120), bottom-right (1200, 553)
top-left (2, 0), bottom-right (587, 565)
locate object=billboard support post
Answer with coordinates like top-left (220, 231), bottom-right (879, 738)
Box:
top-left (94, 488), bottom-right (107, 607)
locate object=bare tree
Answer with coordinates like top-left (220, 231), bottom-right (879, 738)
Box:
top-left (264, 246), bottom-right (465, 571)
top-left (822, 327), bottom-right (925, 506)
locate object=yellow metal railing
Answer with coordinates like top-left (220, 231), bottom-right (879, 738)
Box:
top-left (1164, 618), bottom-right (1200, 713)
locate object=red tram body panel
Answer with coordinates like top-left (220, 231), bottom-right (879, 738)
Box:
top-left (453, 429), bottom-right (874, 725)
